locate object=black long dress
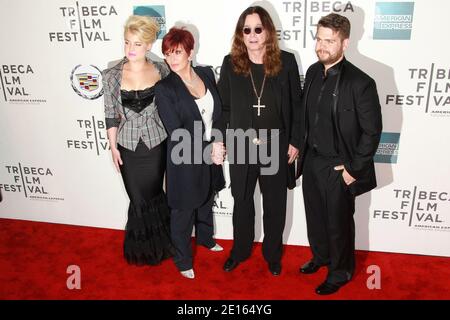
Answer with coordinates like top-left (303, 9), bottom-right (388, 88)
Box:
top-left (119, 86), bottom-right (175, 265)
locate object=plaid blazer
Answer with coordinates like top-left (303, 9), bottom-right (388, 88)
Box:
top-left (102, 57), bottom-right (170, 151)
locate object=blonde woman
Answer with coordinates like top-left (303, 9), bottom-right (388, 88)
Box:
top-left (102, 15), bottom-right (175, 266)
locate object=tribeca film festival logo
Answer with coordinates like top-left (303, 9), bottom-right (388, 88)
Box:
top-left (66, 117), bottom-right (109, 155)
top-left (278, 1), bottom-right (355, 48)
top-left (133, 5), bottom-right (166, 39)
top-left (48, 2), bottom-right (117, 48)
top-left (0, 64), bottom-right (47, 104)
top-left (70, 64), bottom-right (103, 100)
top-left (0, 163), bottom-right (64, 202)
top-left (374, 132), bottom-right (400, 164)
top-left (373, 2), bottom-right (414, 40)
top-left (373, 187), bottom-right (449, 232)
top-left (385, 64), bottom-right (450, 116)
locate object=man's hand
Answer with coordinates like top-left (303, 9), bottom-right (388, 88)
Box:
top-left (334, 165), bottom-right (356, 185)
top-left (287, 144), bottom-right (299, 164)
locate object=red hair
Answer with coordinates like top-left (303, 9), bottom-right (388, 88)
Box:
top-left (161, 27), bottom-right (194, 55)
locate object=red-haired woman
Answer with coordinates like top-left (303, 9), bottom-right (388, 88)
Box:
top-left (217, 6), bottom-right (302, 276)
top-left (155, 27), bottom-right (225, 279)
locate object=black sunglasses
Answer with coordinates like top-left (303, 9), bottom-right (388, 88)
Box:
top-left (243, 27), bottom-right (264, 35)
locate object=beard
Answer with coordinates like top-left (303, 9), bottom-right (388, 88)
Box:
top-left (316, 49), bottom-right (343, 65)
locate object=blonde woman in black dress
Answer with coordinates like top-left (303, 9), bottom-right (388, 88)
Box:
top-left (102, 15), bottom-right (175, 266)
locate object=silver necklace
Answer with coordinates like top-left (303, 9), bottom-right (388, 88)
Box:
top-left (181, 68), bottom-right (198, 88)
top-left (249, 70), bottom-right (266, 117)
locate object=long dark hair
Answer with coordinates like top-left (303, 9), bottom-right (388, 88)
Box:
top-left (231, 6), bottom-right (281, 77)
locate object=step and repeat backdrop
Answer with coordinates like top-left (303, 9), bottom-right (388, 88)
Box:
top-left (1, 0), bottom-right (449, 257)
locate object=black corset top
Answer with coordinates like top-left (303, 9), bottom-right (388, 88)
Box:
top-left (120, 86), bottom-right (155, 113)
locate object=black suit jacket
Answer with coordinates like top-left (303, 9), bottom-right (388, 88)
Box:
top-left (155, 66), bottom-right (225, 210)
top-left (216, 51), bottom-right (302, 198)
top-left (298, 57), bottom-right (382, 196)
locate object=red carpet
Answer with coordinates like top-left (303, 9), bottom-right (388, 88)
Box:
top-left (0, 218), bottom-right (448, 300)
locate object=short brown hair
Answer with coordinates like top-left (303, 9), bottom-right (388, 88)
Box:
top-left (317, 13), bottom-right (351, 40)
top-left (231, 6), bottom-right (281, 77)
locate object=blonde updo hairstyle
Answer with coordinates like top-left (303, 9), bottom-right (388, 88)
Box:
top-left (124, 15), bottom-right (159, 44)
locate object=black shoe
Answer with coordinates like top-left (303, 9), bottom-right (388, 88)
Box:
top-left (223, 258), bottom-right (239, 272)
top-left (299, 261), bottom-right (322, 274)
top-left (268, 262), bottom-right (281, 276)
top-left (315, 281), bottom-right (346, 295)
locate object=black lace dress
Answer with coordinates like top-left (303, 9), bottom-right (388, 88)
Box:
top-left (119, 87), bottom-right (175, 265)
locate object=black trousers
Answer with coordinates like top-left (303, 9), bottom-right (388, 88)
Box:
top-left (170, 194), bottom-right (216, 271)
top-left (230, 140), bottom-right (288, 264)
top-left (302, 151), bottom-right (356, 284)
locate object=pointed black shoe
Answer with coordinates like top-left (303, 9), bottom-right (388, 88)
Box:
top-left (299, 261), bottom-right (323, 274)
top-left (223, 258), bottom-right (239, 272)
top-left (315, 281), bottom-right (345, 295)
top-left (268, 262), bottom-right (281, 276)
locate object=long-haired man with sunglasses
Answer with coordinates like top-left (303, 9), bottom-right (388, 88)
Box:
top-left (216, 6), bottom-right (302, 276)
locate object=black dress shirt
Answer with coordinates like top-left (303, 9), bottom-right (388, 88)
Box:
top-left (307, 60), bottom-right (343, 157)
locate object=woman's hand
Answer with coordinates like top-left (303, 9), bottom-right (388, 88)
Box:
top-left (111, 147), bottom-right (123, 173)
top-left (211, 142), bottom-right (226, 165)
